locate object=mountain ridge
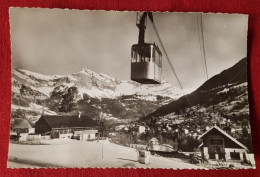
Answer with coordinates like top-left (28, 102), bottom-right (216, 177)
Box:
top-left (12, 67), bottom-right (194, 100)
top-left (140, 57), bottom-right (248, 121)
top-left (11, 66), bottom-right (194, 124)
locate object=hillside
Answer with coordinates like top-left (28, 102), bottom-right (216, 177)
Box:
top-left (136, 57), bottom-right (252, 152)
top-left (141, 57), bottom-right (248, 120)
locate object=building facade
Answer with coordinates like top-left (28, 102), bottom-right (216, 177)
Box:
top-left (198, 126), bottom-right (250, 162)
top-left (34, 114), bottom-right (99, 140)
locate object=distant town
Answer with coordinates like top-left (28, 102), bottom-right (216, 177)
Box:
top-left (9, 91), bottom-right (255, 168)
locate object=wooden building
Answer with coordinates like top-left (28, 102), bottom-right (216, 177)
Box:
top-left (34, 114), bottom-right (99, 140)
top-left (11, 118), bottom-right (33, 134)
top-left (149, 137), bottom-right (160, 151)
top-left (10, 118), bottom-right (36, 141)
top-left (198, 126), bottom-right (250, 162)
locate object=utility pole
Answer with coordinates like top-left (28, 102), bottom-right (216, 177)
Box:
top-left (102, 139), bottom-right (104, 159)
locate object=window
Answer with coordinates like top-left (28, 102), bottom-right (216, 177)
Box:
top-left (131, 50), bottom-right (137, 63)
top-left (140, 47), bottom-right (151, 62)
top-left (153, 48), bottom-right (162, 67)
top-left (137, 53), bottom-right (140, 62)
top-left (230, 151), bottom-right (240, 160)
top-left (158, 55), bottom-right (162, 67)
top-left (153, 49), bottom-right (156, 62)
top-left (132, 46), bottom-right (152, 63)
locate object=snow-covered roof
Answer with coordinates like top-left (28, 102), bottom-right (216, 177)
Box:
top-left (149, 137), bottom-right (158, 142)
top-left (12, 118), bottom-right (32, 129)
top-left (198, 126), bottom-right (249, 152)
top-left (164, 112), bottom-right (176, 117)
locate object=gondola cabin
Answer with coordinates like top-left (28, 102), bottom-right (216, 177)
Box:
top-left (131, 43), bottom-right (162, 84)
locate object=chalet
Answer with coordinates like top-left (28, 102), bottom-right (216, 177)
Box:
top-left (198, 126), bottom-right (250, 163)
top-left (34, 114), bottom-right (99, 140)
top-left (149, 137), bottom-right (160, 151)
top-left (138, 126), bottom-right (146, 134)
top-left (115, 124), bottom-right (128, 131)
top-left (10, 118), bottom-right (34, 141)
top-left (11, 118), bottom-right (34, 134)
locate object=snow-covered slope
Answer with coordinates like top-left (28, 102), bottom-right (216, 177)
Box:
top-left (116, 81), bottom-right (194, 100)
top-left (141, 58), bottom-right (249, 120)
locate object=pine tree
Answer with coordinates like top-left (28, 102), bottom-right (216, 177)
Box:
top-left (59, 86), bottom-right (79, 113)
top-left (20, 84), bottom-right (27, 95)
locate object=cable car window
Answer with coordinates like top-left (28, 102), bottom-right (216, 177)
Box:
top-left (155, 55), bottom-right (158, 65)
top-left (154, 49), bottom-right (160, 66)
top-left (135, 50), bottom-right (138, 62)
top-left (131, 50), bottom-right (137, 63)
top-left (134, 46), bottom-right (151, 62)
top-left (159, 53), bottom-right (162, 67)
top-left (140, 55), bottom-right (143, 62)
top-left (153, 49), bottom-right (156, 62)
top-left (137, 52), bottom-right (140, 62)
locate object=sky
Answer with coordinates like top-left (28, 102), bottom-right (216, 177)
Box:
top-left (10, 8), bottom-right (248, 89)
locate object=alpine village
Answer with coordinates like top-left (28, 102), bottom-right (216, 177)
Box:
top-left (9, 12), bottom-right (255, 169)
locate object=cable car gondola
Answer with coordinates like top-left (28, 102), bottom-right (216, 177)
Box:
top-left (131, 12), bottom-right (162, 84)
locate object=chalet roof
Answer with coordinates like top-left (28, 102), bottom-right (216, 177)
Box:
top-left (164, 112), bottom-right (176, 117)
top-left (40, 115), bottom-right (99, 129)
top-left (12, 118), bottom-right (32, 129)
top-left (149, 137), bottom-right (158, 142)
top-left (198, 126), bottom-right (249, 152)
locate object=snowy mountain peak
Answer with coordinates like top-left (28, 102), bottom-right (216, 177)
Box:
top-left (12, 67), bottom-right (194, 100)
top-left (16, 69), bottom-right (58, 80)
top-left (12, 67), bottom-right (195, 124)
top-left (77, 68), bottom-right (116, 82)
top-left (80, 67), bottom-right (94, 74)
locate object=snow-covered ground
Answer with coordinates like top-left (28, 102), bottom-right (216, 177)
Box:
top-left (217, 82), bottom-right (247, 94)
top-left (8, 140), bottom-right (202, 169)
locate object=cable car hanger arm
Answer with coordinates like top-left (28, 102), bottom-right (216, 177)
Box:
top-left (137, 12), bottom-right (154, 44)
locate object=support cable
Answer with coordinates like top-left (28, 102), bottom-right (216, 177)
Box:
top-left (197, 13), bottom-right (207, 79)
top-left (200, 13), bottom-right (209, 80)
top-left (150, 20), bottom-right (184, 90)
top-left (148, 17), bottom-right (192, 107)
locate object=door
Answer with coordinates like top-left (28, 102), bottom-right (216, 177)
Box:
top-left (208, 146), bottom-right (216, 159)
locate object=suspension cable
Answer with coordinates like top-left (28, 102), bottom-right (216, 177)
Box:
top-left (199, 13), bottom-right (209, 80)
top-left (149, 20), bottom-right (184, 90)
top-left (148, 17), bottom-right (192, 108)
top-left (197, 13), bottom-right (207, 79)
